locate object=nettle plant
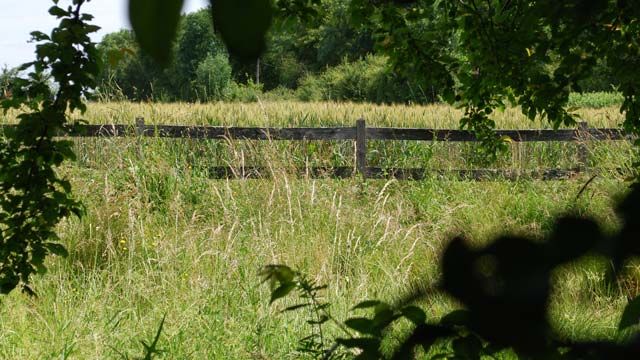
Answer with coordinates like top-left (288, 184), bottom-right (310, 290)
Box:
top-left (263, 185), bottom-right (640, 359)
top-left (0, 0), bottom-right (99, 294)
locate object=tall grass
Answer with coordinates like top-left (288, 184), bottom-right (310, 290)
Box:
top-left (3, 101), bottom-right (633, 173)
top-left (0, 101), bottom-right (635, 358)
top-left (2, 100), bottom-right (625, 128)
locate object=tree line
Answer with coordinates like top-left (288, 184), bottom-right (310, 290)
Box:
top-left (95, 2), bottom-right (621, 104)
top-left (96, 4), bottom-right (428, 103)
top-left (1, 2), bottom-right (618, 105)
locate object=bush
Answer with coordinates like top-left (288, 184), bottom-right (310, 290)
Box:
top-left (261, 86), bottom-right (297, 101)
top-left (577, 59), bottom-right (619, 92)
top-left (296, 74), bottom-right (325, 101)
top-left (296, 55), bottom-right (437, 104)
top-left (225, 80), bottom-right (264, 102)
top-left (568, 92), bottom-right (624, 108)
top-left (194, 54), bottom-right (233, 102)
top-left (260, 51), bottom-right (307, 90)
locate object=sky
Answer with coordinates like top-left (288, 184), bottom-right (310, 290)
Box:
top-left (0, 0), bottom-right (210, 69)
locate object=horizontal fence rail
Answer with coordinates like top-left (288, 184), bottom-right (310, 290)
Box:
top-left (208, 166), bottom-right (599, 181)
top-left (0, 123), bottom-right (628, 141)
top-left (0, 118), bottom-right (633, 180)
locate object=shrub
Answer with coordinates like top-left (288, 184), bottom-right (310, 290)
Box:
top-left (296, 55), bottom-right (437, 104)
top-left (265, 185), bottom-right (640, 359)
top-left (568, 92), bottom-right (624, 108)
top-left (260, 51), bottom-right (307, 90)
top-left (261, 86), bottom-right (297, 101)
top-left (296, 74), bottom-right (325, 101)
top-left (194, 54), bottom-right (233, 102)
top-left (225, 80), bottom-right (264, 102)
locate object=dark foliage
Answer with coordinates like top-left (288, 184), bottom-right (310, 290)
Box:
top-left (265, 185), bottom-right (640, 359)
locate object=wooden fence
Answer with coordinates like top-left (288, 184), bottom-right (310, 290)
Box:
top-left (0, 118), bottom-right (633, 180)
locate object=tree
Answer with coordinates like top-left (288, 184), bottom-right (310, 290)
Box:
top-left (0, 0), bottom-right (99, 294)
top-left (0, 67), bottom-right (19, 99)
top-left (194, 53), bottom-right (233, 101)
top-left (97, 8), bottom-right (232, 101)
top-left (97, 29), bottom-right (156, 100)
top-left (347, 0), bottom-right (640, 154)
top-left (176, 9), bottom-right (225, 83)
top-left (128, 0), bottom-right (639, 155)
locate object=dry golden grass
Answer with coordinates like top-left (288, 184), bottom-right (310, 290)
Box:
top-left (1, 101), bottom-right (626, 129)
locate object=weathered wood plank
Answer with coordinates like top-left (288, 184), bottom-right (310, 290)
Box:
top-left (365, 167), bottom-right (584, 180)
top-left (205, 166), bottom-right (592, 181)
top-left (62, 124), bottom-right (132, 137)
top-left (356, 119), bottom-right (367, 176)
top-left (369, 128), bottom-right (567, 141)
top-left (143, 125), bottom-right (357, 140)
top-left (0, 124), bottom-right (631, 141)
top-left (585, 128), bottom-right (629, 140)
top-left (1, 124), bottom-right (358, 140)
top-left (208, 166), bottom-right (354, 179)
top-left (367, 127), bottom-right (632, 142)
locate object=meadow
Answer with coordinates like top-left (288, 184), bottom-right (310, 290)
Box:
top-left (0, 99), bottom-right (637, 358)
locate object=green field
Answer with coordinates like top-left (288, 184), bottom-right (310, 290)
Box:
top-left (0, 101), bottom-right (637, 358)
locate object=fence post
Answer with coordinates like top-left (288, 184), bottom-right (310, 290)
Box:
top-left (135, 116), bottom-right (145, 136)
top-left (578, 121), bottom-right (589, 170)
top-left (135, 116), bottom-right (145, 159)
top-left (356, 118), bottom-right (367, 178)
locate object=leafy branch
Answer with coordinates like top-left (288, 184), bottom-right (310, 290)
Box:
top-left (264, 185), bottom-right (640, 359)
top-left (0, 0), bottom-right (100, 295)
top-left (261, 265), bottom-right (353, 358)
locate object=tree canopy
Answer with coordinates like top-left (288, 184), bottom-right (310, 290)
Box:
top-left (348, 0), bottom-right (640, 151)
top-left (112, 0), bottom-right (640, 153)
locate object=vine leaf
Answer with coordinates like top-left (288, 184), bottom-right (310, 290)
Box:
top-left (128, 0), bottom-right (184, 65)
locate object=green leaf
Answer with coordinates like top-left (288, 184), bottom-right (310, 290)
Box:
top-left (21, 285), bottom-right (37, 298)
top-left (210, 0), bottom-right (273, 60)
top-left (619, 295), bottom-right (640, 331)
top-left (281, 303), bottom-right (310, 312)
top-left (260, 264), bottom-right (296, 286)
top-left (44, 242), bottom-right (69, 257)
top-left (270, 282), bottom-right (295, 304)
top-left (452, 336), bottom-right (483, 360)
top-left (128, 0), bottom-right (184, 65)
top-left (83, 25), bottom-right (101, 34)
top-left (401, 306), bottom-right (427, 325)
top-left (352, 300), bottom-right (383, 310)
top-left (372, 306), bottom-right (396, 327)
top-left (440, 309), bottom-right (471, 327)
top-left (345, 317), bottom-right (378, 335)
top-left (48, 6), bottom-right (69, 18)
top-left (336, 337), bottom-right (381, 358)
top-left (30, 31), bottom-right (51, 42)
top-left (307, 314), bottom-right (329, 325)
top-left (0, 276), bottom-right (19, 295)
